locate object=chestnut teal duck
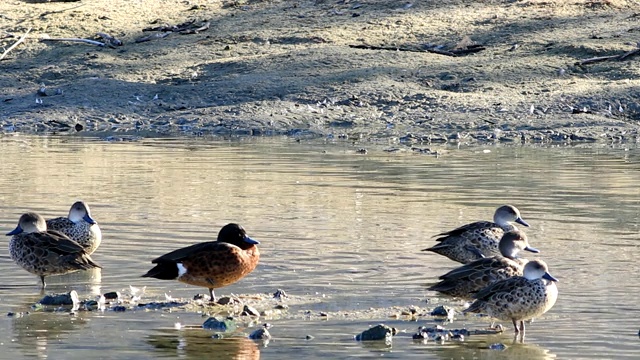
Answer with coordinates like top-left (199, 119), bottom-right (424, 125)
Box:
top-left (46, 201), bottom-right (102, 255)
top-left (7, 212), bottom-right (102, 288)
top-left (428, 230), bottom-right (539, 299)
top-left (142, 223), bottom-right (260, 302)
top-left (423, 205), bottom-right (530, 264)
top-left (463, 259), bottom-right (558, 334)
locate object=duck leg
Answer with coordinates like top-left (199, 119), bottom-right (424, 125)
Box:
top-left (512, 319), bottom-right (521, 333)
top-left (209, 288), bottom-right (216, 303)
top-left (40, 275), bottom-right (46, 288)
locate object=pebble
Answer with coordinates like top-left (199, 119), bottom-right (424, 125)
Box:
top-left (241, 305), bottom-right (261, 317)
top-left (489, 343), bottom-right (508, 351)
top-left (103, 291), bottom-right (121, 301)
top-left (273, 289), bottom-right (288, 299)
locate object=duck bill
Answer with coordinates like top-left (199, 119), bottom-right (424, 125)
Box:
top-left (524, 246), bottom-right (540, 253)
top-left (83, 213), bottom-right (97, 225)
top-left (6, 225), bottom-right (23, 236)
top-left (244, 236), bottom-right (260, 245)
top-left (542, 272), bottom-right (558, 282)
top-left (515, 217), bottom-right (530, 227)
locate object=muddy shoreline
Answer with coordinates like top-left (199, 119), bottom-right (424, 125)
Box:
top-left (1, 1), bottom-right (639, 145)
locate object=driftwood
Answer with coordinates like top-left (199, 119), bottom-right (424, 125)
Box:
top-left (578, 47), bottom-right (640, 65)
top-left (136, 20), bottom-right (210, 43)
top-left (40, 37), bottom-right (106, 47)
top-left (349, 43), bottom-right (485, 56)
top-left (0, 27), bottom-right (31, 61)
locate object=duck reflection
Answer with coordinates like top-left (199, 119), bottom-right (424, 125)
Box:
top-left (431, 335), bottom-right (557, 360)
top-left (148, 329), bottom-right (260, 359)
top-left (11, 311), bottom-right (89, 359)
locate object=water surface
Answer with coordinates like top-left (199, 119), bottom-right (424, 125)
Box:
top-left (0, 135), bottom-right (637, 359)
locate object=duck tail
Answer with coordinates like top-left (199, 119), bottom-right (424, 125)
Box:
top-left (70, 254), bottom-right (102, 270)
top-left (142, 262), bottom-right (178, 280)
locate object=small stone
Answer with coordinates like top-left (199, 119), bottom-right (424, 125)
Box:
top-left (355, 148), bottom-right (367, 154)
top-left (103, 291), bottom-right (121, 301)
top-left (216, 296), bottom-right (239, 305)
top-left (273, 289), bottom-right (288, 299)
top-left (354, 324), bottom-right (397, 341)
top-left (193, 294), bottom-right (207, 301)
top-left (274, 304), bottom-right (289, 310)
top-left (319, 312), bottom-right (328, 317)
top-left (489, 343), bottom-right (508, 351)
top-left (305, 335), bottom-right (314, 340)
top-left (242, 305), bottom-right (260, 317)
top-left (112, 306), bottom-right (127, 312)
top-left (452, 328), bottom-right (470, 336)
top-left (430, 305), bottom-right (455, 319)
top-left (412, 331), bottom-right (428, 340)
top-left (74, 123), bottom-right (83, 132)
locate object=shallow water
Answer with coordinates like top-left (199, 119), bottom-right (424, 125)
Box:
top-left (0, 135), bottom-right (638, 359)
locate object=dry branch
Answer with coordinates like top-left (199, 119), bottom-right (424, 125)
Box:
top-left (578, 48), bottom-right (640, 65)
top-left (0, 27), bottom-right (31, 61)
top-left (349, 44), bottom-right (485, 56)
top-left (40, 37), bottom-right (106, 47)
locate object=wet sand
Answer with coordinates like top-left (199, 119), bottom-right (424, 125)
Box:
top-left (1, 0), bottom-right (639, 144)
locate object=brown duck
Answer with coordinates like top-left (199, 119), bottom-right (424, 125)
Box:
top-left (142, 223), bottom-right (260, 301)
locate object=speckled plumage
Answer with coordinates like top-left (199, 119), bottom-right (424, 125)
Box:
top-left (423, 205), bottom-right (530, 264)
top-left (46, 201), bottom-right (102, 255)
top-left (428, 230), bottom-right (539, 299)
top-left (7, 212), bottom-right (102, 287)
top-left (142, 223), bottom-right (260, 301)
top-left (464, 259), bottom-right (558, 333)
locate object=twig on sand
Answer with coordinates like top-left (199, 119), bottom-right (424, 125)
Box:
top-left (578, 47), bottom-right (640, 65)
top-left (135, 32), bottom-right (172, 43)
top-left (0, 27), bottom-right (31, 61)
top-left (40, 37), bottom-right (106, 47)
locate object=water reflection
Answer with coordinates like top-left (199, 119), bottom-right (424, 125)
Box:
top-left (11, 311), bottom-right (90, 359)
top-left (431, 336), bottom-right (557, 360)
top-left (147, 330), bottom-right (260, 359)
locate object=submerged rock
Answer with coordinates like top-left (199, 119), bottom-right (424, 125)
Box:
top-left (202, 317), bottom-right (237, 332)
top-left (355, 324), bottom-right (397, 341)
top-left (248, 327), bottom-right (272, 340)
top-left (38, 291), bottom-right (79, 306)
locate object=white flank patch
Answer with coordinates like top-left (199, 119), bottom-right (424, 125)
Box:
top-left (177, 263), bottom-right (188, 277)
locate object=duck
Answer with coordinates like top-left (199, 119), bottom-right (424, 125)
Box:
top-left (463, 259), bottom-right (558, 334)
top-left (142, 223), bottom-right (260, 302)
top-left (423, 205), bottom-right (530, 264)
top-left (46, 201), bottom-right (102, 255)
top-left (428, 230), bottom-right (539, 299)
top-left (6, 212), bottom-right (102, 288)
